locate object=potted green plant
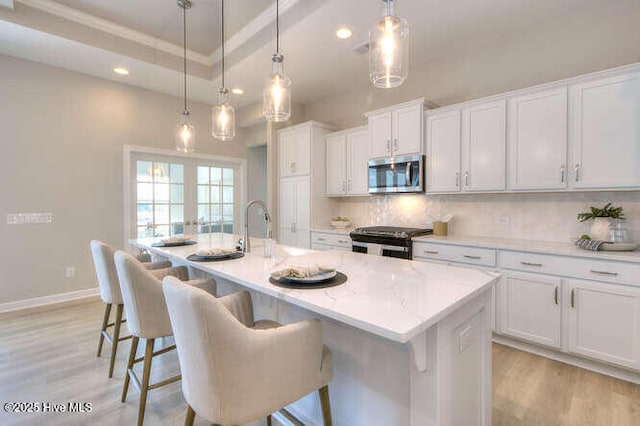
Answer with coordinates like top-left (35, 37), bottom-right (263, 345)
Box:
top-left (577, 203), bottom-right (625, 241)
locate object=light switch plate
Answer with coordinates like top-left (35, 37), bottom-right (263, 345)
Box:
top-left (6, 213), bottom-right (53, 225)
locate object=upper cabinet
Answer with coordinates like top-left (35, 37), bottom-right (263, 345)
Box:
top-left (278, 124), bottom-right (311, 178)
top-left (326, 127), bottom-right (369, 196)
top-left (426, 110), bottom-right (461, 193)
top-left (425, 64), bottom-right (640, 194)
top-left (569, 71), bottom-right (640, 189)
top-left (426, 100), bottom-right (506, 193)
top-left (366, 98), bottom-right (424, 159)
top-left (508, 88), bottom-right (568, 190)
top-left (461, 100), bottom-right (506, 192)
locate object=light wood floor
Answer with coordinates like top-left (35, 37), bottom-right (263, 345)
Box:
top-left (1, 298), bottom-right (639, 425)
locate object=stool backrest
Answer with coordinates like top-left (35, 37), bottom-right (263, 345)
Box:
top-left (90, 240), bottom-right (122, 305)
top-left (115, 251), bottom-right (173, 339)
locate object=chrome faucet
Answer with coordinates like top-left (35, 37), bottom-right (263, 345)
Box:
top-left (242, 200), bottom-right (272, 253)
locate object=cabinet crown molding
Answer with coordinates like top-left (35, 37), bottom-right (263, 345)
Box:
top-left (363, 97), bottom-right (429, 118)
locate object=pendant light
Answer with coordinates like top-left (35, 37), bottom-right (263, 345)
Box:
top-left (176, 0), bottom-right (195, 153)
top-left (212, 0), bottom-right (236, 141)
top-left (369, 0), bottom-right (409, 89)
top-left (263, 0), bottom-right (291, 122)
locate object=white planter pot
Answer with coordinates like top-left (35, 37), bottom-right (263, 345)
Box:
top-left (590, 218), bottom-right (612, 241)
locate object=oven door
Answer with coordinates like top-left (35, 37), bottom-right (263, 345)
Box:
top-left (368, 155), bottom-right (424, 194)
top-left (352, 241), bottom-right (410, 259)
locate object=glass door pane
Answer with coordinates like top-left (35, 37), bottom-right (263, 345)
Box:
top-left (196, 165), bottom-right (235, 234)
top-left (134, 160), bottom-right (185, 238)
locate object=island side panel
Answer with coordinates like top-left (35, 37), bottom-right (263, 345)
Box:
top-left (410, 288), bottom-right (493, 426)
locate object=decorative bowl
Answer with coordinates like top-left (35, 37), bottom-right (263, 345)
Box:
top-left (330, 220), bottom-right (352, 229)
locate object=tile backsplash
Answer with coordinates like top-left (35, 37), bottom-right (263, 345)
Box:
top-left (337, 192), bottom-right (640, 243)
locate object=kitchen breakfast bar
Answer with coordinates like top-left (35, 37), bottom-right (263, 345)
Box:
top-left (131, 233), bottom-right (498, 426)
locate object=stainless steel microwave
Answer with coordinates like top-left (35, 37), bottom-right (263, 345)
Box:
top-left (368, 154), bottom-right (424, 194)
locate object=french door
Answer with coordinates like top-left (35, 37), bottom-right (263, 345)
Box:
top-left (125, 147), bottom-right (245, 242)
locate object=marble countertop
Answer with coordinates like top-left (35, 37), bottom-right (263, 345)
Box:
top-left (131, 233), bottom-right (497, 343)
top-left (311, 227), bottom-right (354, 235)
top-left (413, 234), bottom-right (640, 263)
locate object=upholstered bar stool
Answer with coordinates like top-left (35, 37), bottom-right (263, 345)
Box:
top-left (114, 251), bottom-right (216, 426)
top-left (90, 240), bottom-right (171, 378)
top-left (162, 276), bottom-right (334, 426)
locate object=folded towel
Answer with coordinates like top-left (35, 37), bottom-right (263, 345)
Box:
top-left (197, 248), bottom-right (236, 256)
top-left (271, 265), bottom-right (335, 279)
top-left (575, 238), bottom-right (607, 251)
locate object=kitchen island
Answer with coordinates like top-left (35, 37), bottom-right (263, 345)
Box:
top-left (131, 233), bottom-right (498, 426)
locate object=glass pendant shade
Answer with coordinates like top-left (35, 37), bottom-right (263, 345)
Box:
top-left (212, 89), bottom-right (236, 141)
top-left (263, 54), bottom-right (291, 122)
top-left (176, 114), bottom-right (195, 153)
top-left (369, 0), bottom-right (409, 89)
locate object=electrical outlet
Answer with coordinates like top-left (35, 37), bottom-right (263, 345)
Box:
top-left (498, 216), bottom-right (511, 225)
top-left (65, 267), bottom-right (76, 278)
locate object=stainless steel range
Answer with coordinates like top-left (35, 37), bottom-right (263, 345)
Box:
top-left (350, 226), bottom-right (432, 260)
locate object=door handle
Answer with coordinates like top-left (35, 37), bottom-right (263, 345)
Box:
top-left (423, 250), bottom-right (439, 255)
top-left (570, 289), bottom-right (575, 308)
top-left (560, 165), bottom-right (565, 183)
top-left (386, 140), bottom-right (391, 153)
top-left (455, 172), bottom-right (460, 187)
top-left (394, 139), bottom-right (399, 151)
top-left (554, 286), bottom-right (559, 305)
top-left (574, 164), bottom-right (580, 181)
top-left (464, 171), bottom-right (469, 186)
top-left (337, 239), bottom-right (349, 244)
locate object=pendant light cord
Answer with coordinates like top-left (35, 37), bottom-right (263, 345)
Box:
top-left (221, 0), bottom-right (225, 89)
top-left (182, 4), bottom-right (187, 113)
top-left (276, 0), bottom-right (279, 54)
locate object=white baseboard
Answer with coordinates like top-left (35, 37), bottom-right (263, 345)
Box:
top-left (493, 334), bottom-right (640, 385)
top-left (0, 287), bottom-right (100, 313)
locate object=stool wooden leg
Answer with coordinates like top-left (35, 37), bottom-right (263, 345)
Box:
top-left (121, 336), bottom-right (139, 402)
top-left (97, 303), bottom-right (112, 357)
top-left (185, 405), bottom-right (195, 426)
top-left (108, 304), bottom-right (124, 378)
top-left (267, 414), bottom-right (272, 426)
top-left (319, 385), bottom-right (332, 426)
top-left (137, 338), bottom-right (155, 426)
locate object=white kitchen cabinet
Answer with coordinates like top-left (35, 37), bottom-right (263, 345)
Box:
top-left (311, 231), bottom-right (352, 251)
top-left (326, 127), bottom-right (369, 196)
top-left (498, 272), bottom-right (562, 349)
top-left (278, 125), bottom-right (311, 178)
top-left (326, 133), bottom-right (348, 195)
top-left (277, 121), bottom-right (336, 249)
top-left (570, 71), bottom-right (640, 189)
top-left (366, 98), bottom-right (424, 159)
top-left (508, 87), bottom-right (568, 190)
top-left (461, 100), bottom-right (506, 192)
top-left (279, 176), bottom-right (311, 248)
top-left (426, 110), bottom-right (461, 193)
top-left (566, 279), bottom-right (640, 370)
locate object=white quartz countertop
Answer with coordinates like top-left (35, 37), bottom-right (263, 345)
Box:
top-left (311, 227), bottom-right (354, 235)
top-left (131, 233), bottom-right (498, 343)
top-left (413, 234), bottom-right (640, 263)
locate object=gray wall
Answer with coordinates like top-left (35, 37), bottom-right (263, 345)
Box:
top-left (0, 54), bottom-right (248, 304)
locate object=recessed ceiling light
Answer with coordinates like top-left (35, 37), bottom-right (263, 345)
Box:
top-left (113, 67), bottom-right (130, 76)
top-left (231, 88), bottom-right (244, 95)
top-left (336, 27), bottom-right (352, 39)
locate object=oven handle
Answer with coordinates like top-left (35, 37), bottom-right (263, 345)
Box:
top-left (352, 241), bottom-right (408, 252)
top-left (405, 162), bottom-right (411, 185)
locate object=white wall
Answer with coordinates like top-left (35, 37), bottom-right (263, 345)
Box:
top-left (0, 54), bottom-right (249, 304)
top-left (246, 144), bottom-right (269, 238)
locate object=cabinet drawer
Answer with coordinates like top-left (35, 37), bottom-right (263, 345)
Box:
top-left (414, 242), bottom-right (496, 267)
top-left (500, 251), bottom-right (640, 286)
top-left (311, 232), bottom-right (352, 248)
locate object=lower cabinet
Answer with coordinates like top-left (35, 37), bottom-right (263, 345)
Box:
top-left (278, 176), bottom-right (311, 248)
top-left (498, 272), bottom-right (562, 349)
top-left (566, 279), bottom-right (640, 370)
